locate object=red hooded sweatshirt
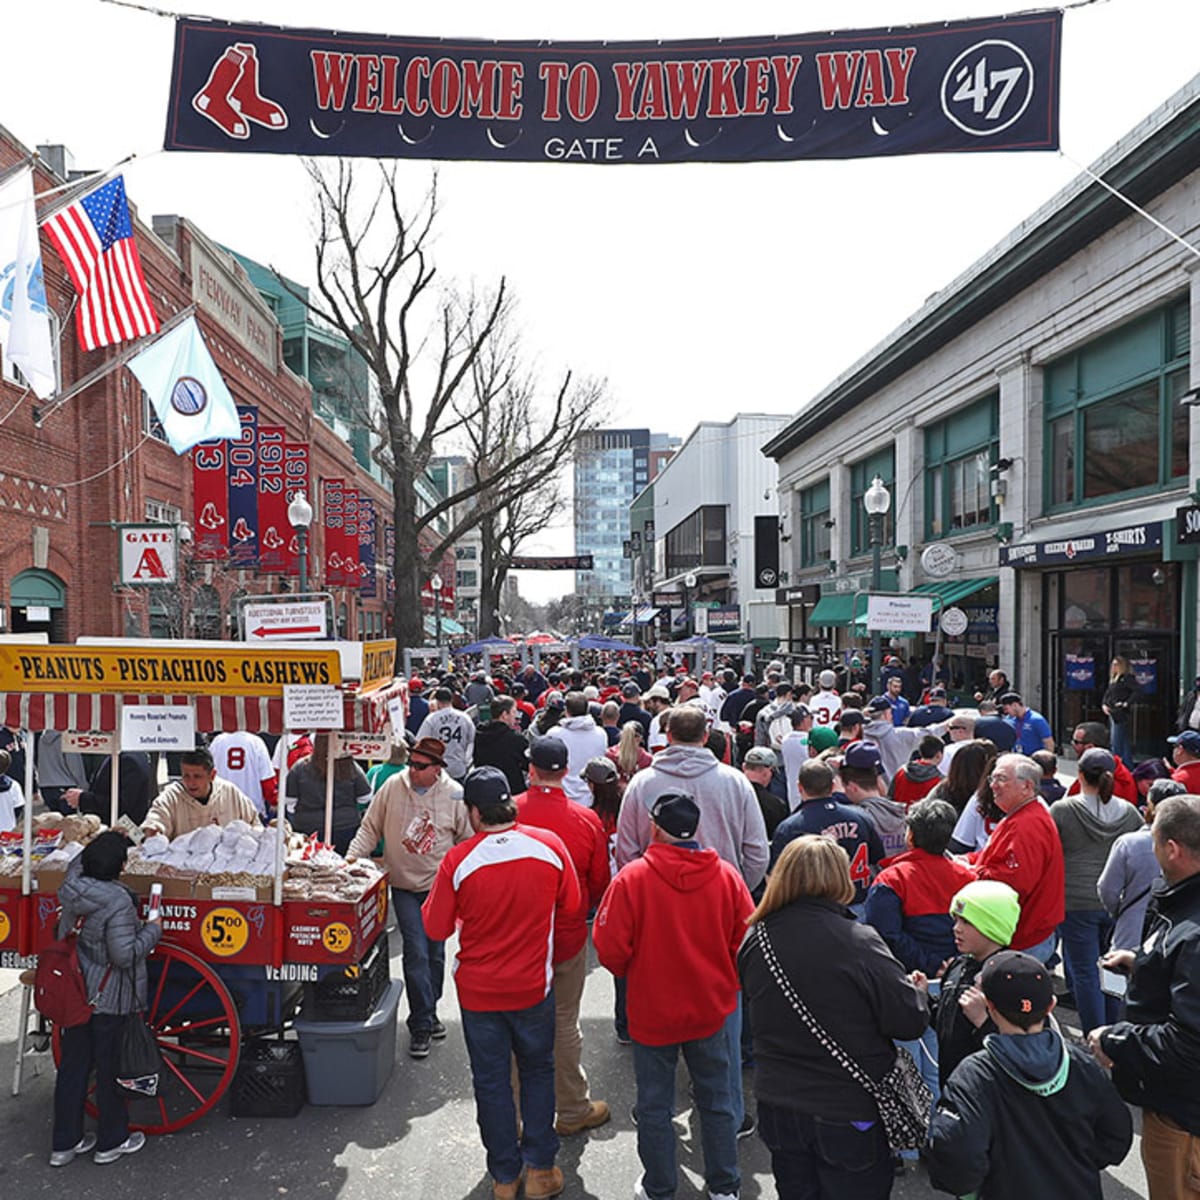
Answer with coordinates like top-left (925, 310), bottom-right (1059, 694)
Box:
top-left (593, 841), bottom-right (754, 1046)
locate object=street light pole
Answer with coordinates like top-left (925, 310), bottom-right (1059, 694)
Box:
top-left (863, 475), bottom-right (892, 693)
top-left (431, 572), bottom-right (443, 648)
top-left (287, 491), bottom-right (314, 595)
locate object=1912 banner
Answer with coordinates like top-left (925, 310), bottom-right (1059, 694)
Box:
top-left (165, 11), bottom-right (1060, 164)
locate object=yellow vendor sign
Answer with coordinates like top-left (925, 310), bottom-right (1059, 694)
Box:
top-left (0, 644), bottom-right (343, 697)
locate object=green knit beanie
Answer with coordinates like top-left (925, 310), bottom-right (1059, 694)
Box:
top-left (949, 880), bottom-right (1021, 947)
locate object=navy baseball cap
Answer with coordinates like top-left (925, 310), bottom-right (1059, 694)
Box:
top-left (528, 737), bottom-right (569, 770)
top-left (650, 792), bottom-right (700, 839)
top-left (461, 766), bottom-right (512, 809)
top-left (843, 742), bottom-right (883, 772)
top-left (1169, 730), bottom-right (1200, 755)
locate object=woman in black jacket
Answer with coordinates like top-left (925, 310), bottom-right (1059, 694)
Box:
top-left (738, 835), bottom-right (929, 1199)
top-left (52, 832), bottom-right (162, 1166)
top-left (1102, 656), bottom-right (1139, 767)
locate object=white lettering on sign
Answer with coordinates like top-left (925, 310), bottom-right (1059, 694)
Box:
top-left (265, 962), bottom-right (320, 982)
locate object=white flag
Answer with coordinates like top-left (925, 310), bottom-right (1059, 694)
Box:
top-left (127, 315), bottom-right (240, 454)
top-left (0, 167), bottom-right (55, 398)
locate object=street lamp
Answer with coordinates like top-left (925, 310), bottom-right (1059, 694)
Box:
top-left (430, 572), bottom-right (443, 648)
top-left (863, 475), bottom-right (892, 691)
top-left (684, 572), bottom-right (697, 638)
top-left (287, 491), bottom-right (314, 595)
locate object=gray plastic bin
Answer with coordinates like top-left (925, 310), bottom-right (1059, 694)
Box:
top-left (294, 978), bottom-right (402, 1106)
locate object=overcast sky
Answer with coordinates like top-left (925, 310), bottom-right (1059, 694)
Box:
top-left (9, 0), bottom-right (1200, 602)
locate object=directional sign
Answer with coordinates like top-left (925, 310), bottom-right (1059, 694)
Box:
top-left (243, 600), bottom-right (328, 642)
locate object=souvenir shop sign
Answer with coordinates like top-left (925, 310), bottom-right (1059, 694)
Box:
top-left (165, 12), bottom-right (1061, 164)
top-left (1000, 521), bottom-right (1163, 567)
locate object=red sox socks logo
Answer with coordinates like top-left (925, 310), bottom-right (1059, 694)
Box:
top-left (192, 42), bottom-right (288, 139)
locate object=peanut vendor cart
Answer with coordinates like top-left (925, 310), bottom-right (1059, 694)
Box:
top-left (0, 637), bottom-right (404, 1133)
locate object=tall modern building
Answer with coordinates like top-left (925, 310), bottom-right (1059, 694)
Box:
top-left (574, 428), bottom-right (679, 601)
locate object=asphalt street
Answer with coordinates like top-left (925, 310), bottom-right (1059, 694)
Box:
top-left (0, 939), bottom-right (1150, 1199)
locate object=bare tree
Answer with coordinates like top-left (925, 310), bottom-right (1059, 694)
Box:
top-left (273, 160), bottom-right (602, 649)
top-left (455, 316), bottom-right (598, 638)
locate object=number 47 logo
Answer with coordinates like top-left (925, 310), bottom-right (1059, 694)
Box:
top-left (941, 39), bottom-right (1035, 137)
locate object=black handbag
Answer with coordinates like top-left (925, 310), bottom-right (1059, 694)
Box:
top-left (754, 922), bottom-right (932, 1151)
top-left (116, 1012), bottom-right (161, 1098)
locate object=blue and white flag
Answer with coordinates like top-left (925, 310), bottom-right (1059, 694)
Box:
top-left (0, 166), bottom-right (55, 398)
top-left (127, 315), bottom-right (240, 454)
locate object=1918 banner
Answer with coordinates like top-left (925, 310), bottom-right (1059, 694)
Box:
top-left (165, 11), bottom-right (1060, 164)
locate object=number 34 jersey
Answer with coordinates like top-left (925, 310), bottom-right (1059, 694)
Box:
top-left (769, 797), bottom-right (885, 906)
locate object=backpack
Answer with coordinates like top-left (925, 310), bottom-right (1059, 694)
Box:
top-left (33, 916), bottom-right (109, 1028)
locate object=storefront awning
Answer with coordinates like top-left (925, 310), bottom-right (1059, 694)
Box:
top-left (809, 593), bottom-right (867, 627)
top-left (910, 576), bottom-right (999, 608)
top-left (424, 614), bottom-right (467, 637)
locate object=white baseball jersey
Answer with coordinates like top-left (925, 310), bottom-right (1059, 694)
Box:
top-left (209, 731), bottom-right (275, 816)
top-left (809, 690), bottom-right (843, 727)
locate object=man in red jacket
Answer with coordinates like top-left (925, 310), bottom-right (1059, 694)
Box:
top-left (515, 737), bottom-right (612, 1137)
top-left (1066, 722), bottom-right (1138, 803)
top-left (1169, 729), bottom-right (1200, 791)
top-left (423, 767), bottom-right (580, 1200)
top-left (971, 754), bottom-right (1065, 964)
top-left (594, 792), bottom-right (754, 1200)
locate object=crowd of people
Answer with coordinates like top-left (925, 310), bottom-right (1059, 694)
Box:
top-left (22, 647), bottom-right (1200, 1198)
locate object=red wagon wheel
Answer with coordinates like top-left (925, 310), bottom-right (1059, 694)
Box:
top-left (54, 941), bottom-right (242, 1135)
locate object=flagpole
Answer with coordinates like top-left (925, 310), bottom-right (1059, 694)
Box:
top-left (32, 303), bottom-right (197, 425)
top-left (34, 153), bottom-right (138, 224)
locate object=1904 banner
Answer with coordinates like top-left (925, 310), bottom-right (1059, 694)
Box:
top-left (165, 11), bottom-right (1060, 164)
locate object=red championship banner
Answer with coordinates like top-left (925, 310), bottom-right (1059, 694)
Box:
top-left (256, 425), bottom-right (287, 573)
top-left (191, 439), bottom-right (229, 561)
top-left (283, 441), bottom-right (310, 576)
top-left (323, 477), bottom-right (346, 586)
top-left (342, 487), bottom-right (361, 590)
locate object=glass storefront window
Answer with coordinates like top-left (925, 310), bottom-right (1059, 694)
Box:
top-left (1170, 369), bottom-right (1191, 480)
top-left (949, 450), bottom-right (992, 531)
top-left (1118, 562), bottom-right (1175, 629)
top-left (1061, 568), bottom-right (1109, 629)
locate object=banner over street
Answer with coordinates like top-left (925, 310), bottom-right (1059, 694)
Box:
top-left (165, 11), bottom-right (1061, 164)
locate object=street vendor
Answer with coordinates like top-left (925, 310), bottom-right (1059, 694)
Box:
top-left (141, 747), bottom-right (262, 839)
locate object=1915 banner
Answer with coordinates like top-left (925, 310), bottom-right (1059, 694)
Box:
top-left (165, 12), bottom-right (1060, 164)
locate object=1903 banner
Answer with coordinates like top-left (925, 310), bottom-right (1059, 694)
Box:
top-left (165, 11), bottom-right (1060, 164)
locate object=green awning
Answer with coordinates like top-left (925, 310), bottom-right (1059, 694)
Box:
top-left (424, 614), bottom-right (467, 637)
top-left (809, 593), bottom-right (868, 627)
top-left (909, 576), bottom-right (999, 609)
top-left (849, 576), bottom-right (998, 632)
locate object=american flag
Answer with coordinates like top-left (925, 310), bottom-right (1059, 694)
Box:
top-left (42, 174), bottom-right (159, 351)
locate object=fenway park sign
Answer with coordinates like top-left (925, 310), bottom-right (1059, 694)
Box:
top-left (165, 12), bottom-right (1061, 164)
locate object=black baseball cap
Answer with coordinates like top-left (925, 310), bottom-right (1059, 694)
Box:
top-left (980, 950), bottom-right (1053, 1019)
top-left (650, 792), bottom-right (700, 839)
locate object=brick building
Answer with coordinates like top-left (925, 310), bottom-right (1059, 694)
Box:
top-left (0, 124), bottom-right (392, 644)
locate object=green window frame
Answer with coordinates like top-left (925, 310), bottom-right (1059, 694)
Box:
top-left (1044, 299), bottom-right (1190, 512)
top-left (849, 447), bottom-right (896, 556)
top-left (924, 395), bottom-right (1000, 540)
top-left (799, 480), bottom-right (831, 568)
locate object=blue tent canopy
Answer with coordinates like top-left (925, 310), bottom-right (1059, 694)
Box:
top-left (576, 634), bottom-right (638, 652)
top-left (457, 635), bottom-right (515, 655)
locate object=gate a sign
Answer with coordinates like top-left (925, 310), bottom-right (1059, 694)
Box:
top-left (119, 524), bottom-right (179, 586)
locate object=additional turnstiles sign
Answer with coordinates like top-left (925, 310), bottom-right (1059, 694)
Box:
top-left (865, 594), bottom-right (934, 633)
top-left (243, 599), bottom-right (328, 641)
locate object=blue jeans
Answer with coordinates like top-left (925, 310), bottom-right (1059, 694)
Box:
top-left (1059, 910), bottom-right (1120, 1034)
top-left (1017, 931), bottom-right (1057, 966)
top-left (895, 1026), bottom-right (940, 1160)
top-left (1110, 719), bottom-right (1132, 768)
top-left (392, 887), bottom-right (444, 1035)
top-left (758, 1101), bottom-right (893, 1200)
top-left (461, 994), bottom-right (558, 1183)
top-left (632, 1010), bottom-right (741, 1200)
